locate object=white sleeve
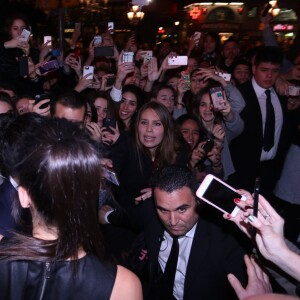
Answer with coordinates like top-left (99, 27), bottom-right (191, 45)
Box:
top-left (110, 85), bottom-right (122, 102)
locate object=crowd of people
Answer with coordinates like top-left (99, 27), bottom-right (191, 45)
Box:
top-left (0, 10), bottom-right (299, 300)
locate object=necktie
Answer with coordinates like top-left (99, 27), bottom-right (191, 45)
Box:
top-left (160, 237), bottom-right (179, 299)
top-left (263, 89), bottom-right (275, 151)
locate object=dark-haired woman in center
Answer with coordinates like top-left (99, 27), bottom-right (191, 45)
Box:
top-left (105, 102), bottom-right (188, 262)
top-left (0, 118), bottom-right (142, 300)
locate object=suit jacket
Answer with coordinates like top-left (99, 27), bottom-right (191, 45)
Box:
top-left (229, 79), bottom-right (290, 191)
top-left (109, 199), bottom-right (247, 300)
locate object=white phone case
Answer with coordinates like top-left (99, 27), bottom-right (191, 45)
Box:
top-left (19, 29), bottom-right (31, 42)
top-left (168, 56), bottom-right (188, 66)
top-left (196, 174), bottom-right (246, 216)
top-left (44, 36), bottom-right (52, 46)
top-left (83, 66), bottom-right (94, 80)
top-left (215, 72), bottom-right (231, 82)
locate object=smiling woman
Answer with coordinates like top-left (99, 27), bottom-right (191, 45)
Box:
top-left (118, 84), bottom-right (145, 132)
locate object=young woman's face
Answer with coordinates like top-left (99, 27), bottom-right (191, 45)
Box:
top-left (155, 88), bottom-right (175, 114)
top-left (187, 57), bottom-right (198, 73)
top-left (190, 75), bottom-right (208, 95)
top-left (10, 19), bottom-right (26, 39)
top-left (94, 97), bottom-right (108, 127)
top-left (233, 64), bottom-right (250, 85)
top-left (198, 93), bottom-right (214, 123)
top-left (167, 77), bottom-right (179, 91)
top-left (119, 91), bottom-right (137, 124)
top-left (138, 108), bottom-right (165, 154)
top-left (204, 35), bottom-right (217, 54)
top-left (180, 119), bottom-right (200, 149)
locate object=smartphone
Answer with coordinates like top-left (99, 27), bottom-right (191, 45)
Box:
top-left (215, 72), bottom-right (231, 82)
top-left (210, 86), bottom-right (225, 111)
top-left (202, 138), bottom-right (214, 154)
top-left (94, 46), bottom-right (114, 57)
top-left (181, 71), bottom-right (190, 90)
top-left (196, 174), bottom-right (246, 216)
top-left (193, 32), bottom-right (201, 46)
top-left (103, 117), bottom-right (116, 134)
top-left (288, 86), bottom-right (300, 96)
top-left (122, 52), bottom-right (135, 63)
top-left (19, 56), bottom-right (29, 77)
top-left (38, 60), bottom-right (60, 75)
top-left (43, 36), bottom-right (52, 46)
top-left (168, 56), bottom-right (188, 66)
top-left (142, 51), bottom-right (153, 63)
top-left (106, 76), bottom-right (116, 87)
top-left (19, 29), bottom-right (31, 42)
top-left (102, 166), bottom-right (120, 186)
top-left (83, 66), bottom-right (94, 80)
top-left (35, 93), bottom-right (51, 109)
top-left (108, 21), bottom-right (114, 34)
top-left (93, 36), bottom-right (102, 46)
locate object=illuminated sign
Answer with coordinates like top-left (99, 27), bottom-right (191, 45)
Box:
top-left (273, 24), bottom-right (294, 31)
top-left (189, 6), bottom-right (201, 19)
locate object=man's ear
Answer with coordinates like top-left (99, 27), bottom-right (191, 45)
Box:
top-left (18, 186), bottom-right (32, 208)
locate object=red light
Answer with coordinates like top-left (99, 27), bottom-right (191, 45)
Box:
top-left (189, 7), bottom-right (201, 19)
top-left (202, 7), bottom-right (208, 14)
top-left (237, 7), bottom-right (244, 14)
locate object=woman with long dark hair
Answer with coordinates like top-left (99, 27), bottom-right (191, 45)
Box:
top-left (0, 118), bottom-right (142, 300)
top-left (104, 102), bottom-right (187, 262)
top-left (193, 86), bottom-right (243, 180)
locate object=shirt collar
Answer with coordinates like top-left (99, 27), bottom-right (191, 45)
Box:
top-left (252, 77), bottom-right (275, 98)
top-left (185, 222), bottom-right (197, 238)
top-left (9, 176), bottom-right (19, 190)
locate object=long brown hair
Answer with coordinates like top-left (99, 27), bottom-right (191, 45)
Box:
top-left (134, 102), bottom-right (177, 170)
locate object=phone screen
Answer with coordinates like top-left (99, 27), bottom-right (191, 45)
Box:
top-left (202, 178), bottom-right (242, 213)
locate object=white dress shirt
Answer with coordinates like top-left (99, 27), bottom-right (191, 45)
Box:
top-left (158, 223), bottom-right (197, 300)
top-left (252, 77), bottom-right (283, 161)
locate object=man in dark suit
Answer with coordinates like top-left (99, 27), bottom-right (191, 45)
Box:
top-left (100, 166), bottom-right (247, 299)
top-left (229, 46), bottom-right (290, 197)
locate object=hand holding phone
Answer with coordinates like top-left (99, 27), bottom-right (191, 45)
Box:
top-left (93, 36), bottom-right (102, 46)
top-left (122, 52), bottom-right (135, 63)
top-left (210, 86), bottom-right (225, 111)
top-left (83, 66), bottom-right (94, 80)
top-left (35, 94), bottom-right (51, 109)
top-left (43, 36), bottom-right (52, 46)
top-left (103, 117), bottom-right (116, 134)
top-left (181, 71), bottom-right (190, 90)
top-left (19, 29), bottom-right (31, 42)
top-left (38, 60), bottom-right (60, 75)
top-left (168, 56), bottom-right (188, 66)
top-left (202, 138), bottom-right (214, 155)
top-left (108, 22), bottom-right (114, 34)
top-left (193, 32), bottom-right (201, 46)
top-left (196, 174), bottom-right (246, 216)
